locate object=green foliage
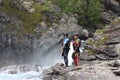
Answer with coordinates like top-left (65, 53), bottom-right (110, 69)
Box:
top-left (0, 0), bottom-right (54, 34)
top-left (77, 0), bottom-right (102, 28)
top-left (87, 38), bottom-right (95, 45)
top-left (87, 29), bottom-right (108, 47)
top-left (54, 0), bottom-right (78, 13)
top-left (40, 0), bottom-right (54, 12)
top-left (87, 50), bottom-right (95, 55)
top-left (53, 0), bottom-right (102, 28)
top-left (95, 29), bottom-right (107, 34)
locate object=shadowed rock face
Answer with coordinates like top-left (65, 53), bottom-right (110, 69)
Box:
top-left (100, 0), bottom-right (120, 24)
top-left (105, 0), bottom-right (120, 15)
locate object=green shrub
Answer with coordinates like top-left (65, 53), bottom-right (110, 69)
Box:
top-left (52, 0), bottom-right (102, 28)
top-left (0, 0), bottom-right (55, 34)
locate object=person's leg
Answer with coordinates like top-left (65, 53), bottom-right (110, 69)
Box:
top-left (64, 55), bottom-right (68, 66)
top-left (63, 51), bottom-right (68, 66)
top-left (74, 53), bottom-right (79, 66)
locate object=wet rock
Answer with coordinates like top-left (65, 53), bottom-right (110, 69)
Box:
top-left (0, 12), bottom-right (10, 23)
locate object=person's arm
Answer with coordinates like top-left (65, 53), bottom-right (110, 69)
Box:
top-left (61, 47), bottom-right (64, 56)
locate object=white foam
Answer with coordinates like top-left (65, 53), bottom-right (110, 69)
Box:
top-left (0, 71), bottom-right (42, 80)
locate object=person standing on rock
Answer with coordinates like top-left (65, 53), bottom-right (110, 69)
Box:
top-left (73, 34), bottom-right (81, 66)
top-left (61, 33), bottom-right (70, 67)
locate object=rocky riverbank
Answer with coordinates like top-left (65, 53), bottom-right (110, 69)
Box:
top-left (0, 59), bottom-right (120, 80)
top-left (43, 60), bottom-right (120, 80)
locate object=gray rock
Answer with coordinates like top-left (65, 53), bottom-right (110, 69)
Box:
top-left (0, 65), bottom-right (42, 74)
top-left (113, 69), bottom-right (120, 76)
top-left (108, 60), bottom-right (120, 67)
top-left (0, 12), bottom-right (10, 23)
top-left (105, 0), bottom-right (120, 16)
top-left (43, 61), bottom-right (120, 80)
top-left (96, 54), bottom-right (109, 60)
top-left (34, 0), bottom-right (45, 5)
top-left (101, 11), bottom-right (117, 23)
top-left (80, 52), bottom-right (96, 61)
top-left (53, 5), bottom-right (61, 12)
top-left (114, 44), bottom-right (120, 55)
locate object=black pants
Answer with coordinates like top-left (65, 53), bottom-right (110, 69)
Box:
top-left (63, 50), bottom-right (69, 66)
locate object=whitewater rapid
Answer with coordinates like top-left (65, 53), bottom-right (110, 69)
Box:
top-left (0, 65), bottom-right (44, 80)
top-left (0, 71), bottom-right (41, 80)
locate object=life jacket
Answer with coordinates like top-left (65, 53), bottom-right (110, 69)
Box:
top-left (63, 38), bottom-right (70, 49)
top-left (73, 38), bottom-right (81, 52)
top-left (63, 38), bottom-right (69, 45)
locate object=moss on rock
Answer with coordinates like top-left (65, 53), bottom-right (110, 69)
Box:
top-left (0, 0), bottom-right (56, 34)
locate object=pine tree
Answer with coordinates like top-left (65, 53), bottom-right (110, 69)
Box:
top-left (77, 0), bottom-right (102, 28)
top-left (53, 0), bottom-right (102, 28)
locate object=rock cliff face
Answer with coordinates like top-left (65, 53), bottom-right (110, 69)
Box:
top-left (0, 0), bottom-right (82, 66)
top-left (0, 11), bottom-right (34, 65)
top-left (0, 0), bottom-right (120, 67)
top-left (83, 17), bottom-right (120, 61)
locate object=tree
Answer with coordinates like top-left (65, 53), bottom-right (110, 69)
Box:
top-left (53, 0), bottom-right (102, 28)
top-left (77, 0), bottom-right (102, 28)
